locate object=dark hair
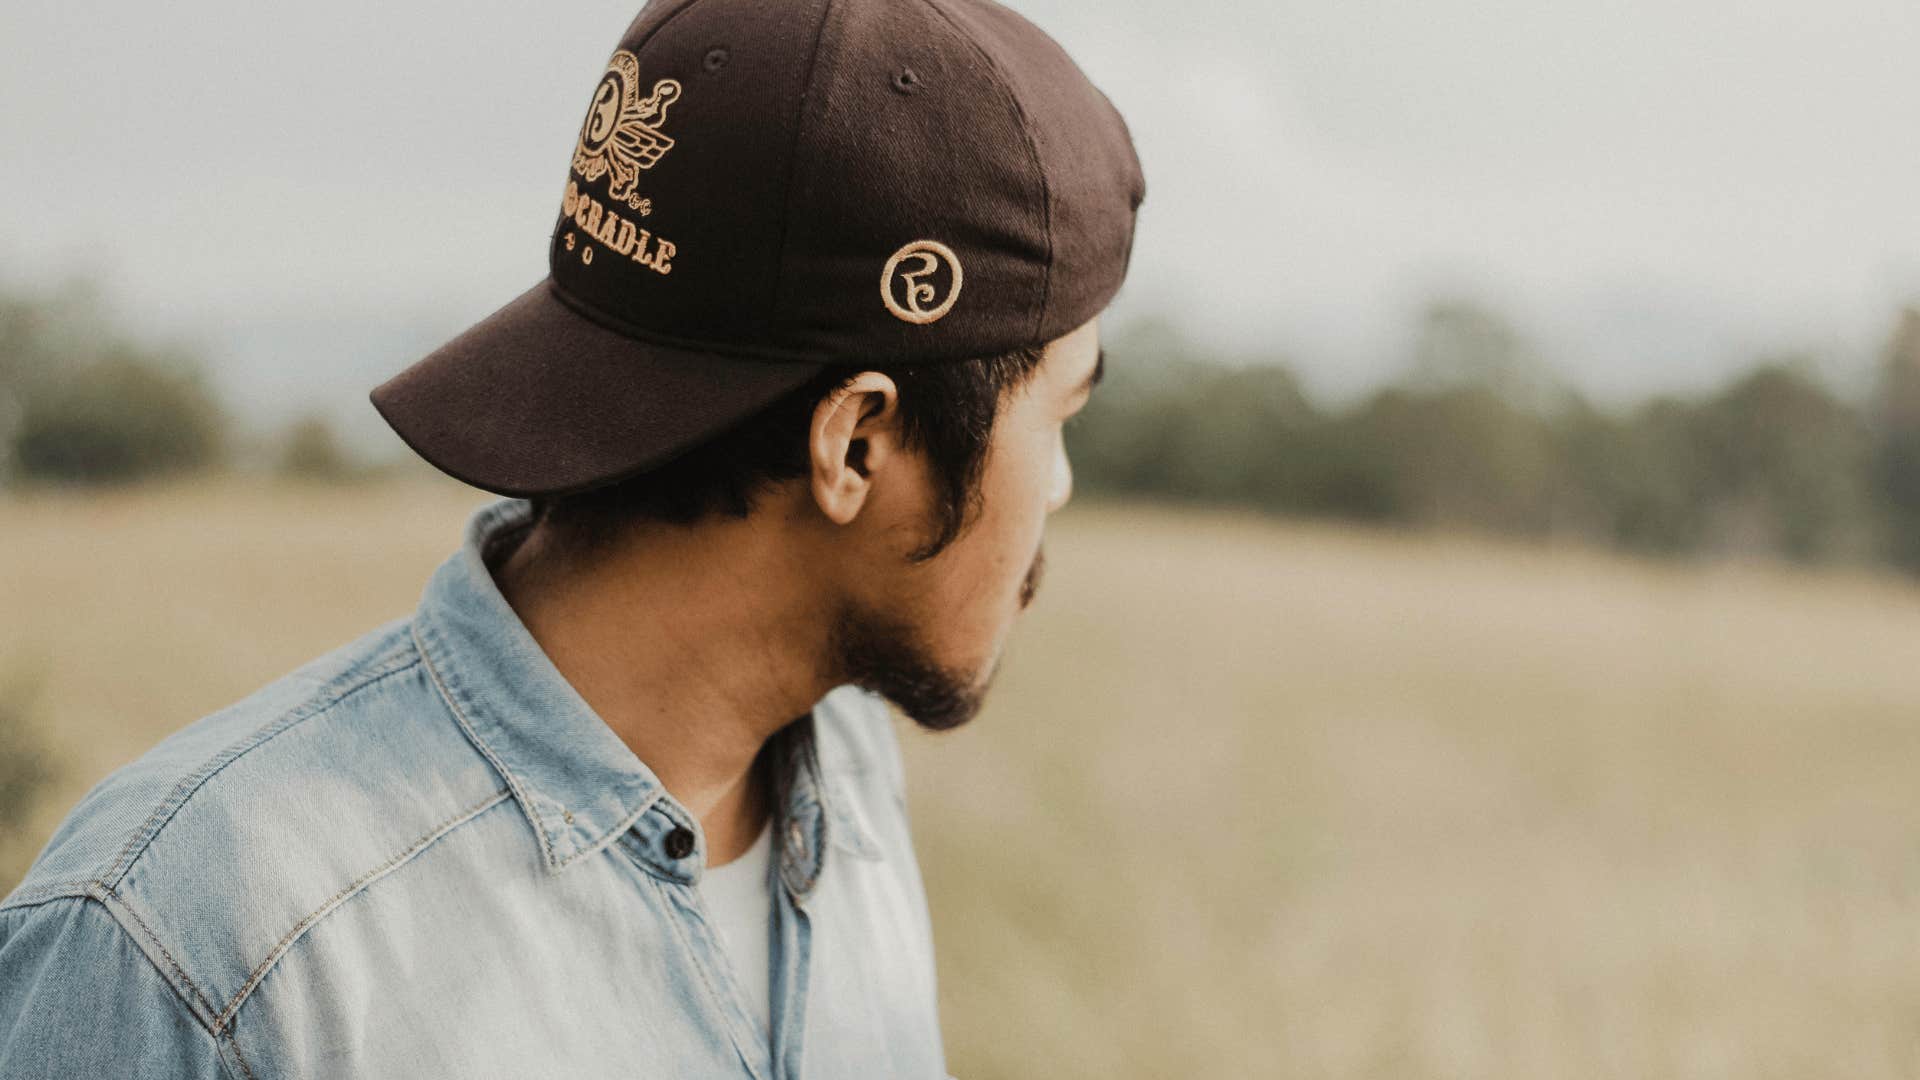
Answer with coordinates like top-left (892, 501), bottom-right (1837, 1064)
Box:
top-left (527, 346), bottom-right (1047, 562)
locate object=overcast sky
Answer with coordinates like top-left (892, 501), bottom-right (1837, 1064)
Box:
top-left (5, 0), bottom-right (1919, 442)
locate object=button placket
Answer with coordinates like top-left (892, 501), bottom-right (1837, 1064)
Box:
top-left (664, 849), bottom-right (775, 1080)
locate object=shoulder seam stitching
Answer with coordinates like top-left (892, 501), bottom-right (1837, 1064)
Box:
top-left (75, 887), bottom-right (251, 1079)
top-left (89, 884), bottom-right (222, 1031)
top-left (100, 641), bottom-right (422, 891)
top-left (223, 1033), bottom-right (260, 1080)
top-left (0, 879), bottom-right (95, 912)
top-left (211, 787), bottom-right (511, 1032)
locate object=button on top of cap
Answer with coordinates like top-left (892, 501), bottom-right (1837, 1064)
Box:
top-left (663, 825), bottom-right (695, 860)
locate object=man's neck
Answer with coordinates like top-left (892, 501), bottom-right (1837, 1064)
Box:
top-left (489, 511), bottom-right (835, 866)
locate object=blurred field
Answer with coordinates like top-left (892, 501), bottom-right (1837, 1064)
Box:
top-left (4, 479), bottom-right (1920, 1078)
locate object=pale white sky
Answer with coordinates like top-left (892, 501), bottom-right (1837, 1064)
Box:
top-left (4, 0), bottom-right (1919, 445)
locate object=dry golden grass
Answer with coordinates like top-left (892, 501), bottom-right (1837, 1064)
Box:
top-left (5, 479), bottom-right (1920, 1078)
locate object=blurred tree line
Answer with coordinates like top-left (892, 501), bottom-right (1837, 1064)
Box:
top-left (0, 281), bottom-right (358, 486)
top-left (0, 282), bottom-right (225, 485)
top-left (1074, 300), bottom-right (1920, 573)
top-left (5, 279), bottom-right (1920, 574)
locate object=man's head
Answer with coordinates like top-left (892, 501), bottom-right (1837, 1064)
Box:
top-left (369, 0), bottom-right (1141, 729)
top-left (527, 317), bottom-right (1102, 730)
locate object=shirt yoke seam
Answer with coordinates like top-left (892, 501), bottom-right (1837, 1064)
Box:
top-left (91, 883), bottom-right (223, 1027)
top-left (210, 787), bottom-right (512, 1033)
top-left (53, 888), bottom-right (280, 1080)
top-left (410, 618), bottom-right (650, 875)
top-left (50, 891), bottom-right (251, 1078)
top-left (26, 789), bottom-right (512, 1064)
top-left (98, 641), bottom-right (424, 892)
top-left (224, 1031), bottom-right (261, 1080)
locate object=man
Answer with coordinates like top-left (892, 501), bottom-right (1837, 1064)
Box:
top-left (0, 0), bottom-right (1142, 1074)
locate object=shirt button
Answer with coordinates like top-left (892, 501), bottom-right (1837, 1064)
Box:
top-left (663, 826), bottom-right (695, 860)
top-left (787, 820), bottom-right (806, 857)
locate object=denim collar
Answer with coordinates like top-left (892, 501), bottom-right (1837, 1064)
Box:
top-left (411, 497), bottom-right (878, 897)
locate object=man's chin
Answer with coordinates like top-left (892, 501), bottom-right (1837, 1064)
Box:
top-left (857, 674), bottom-right (984, 732)
top-left (873, 653), bottom-right (998, 732)
top-left (831, 606), bottom-right (996, 732)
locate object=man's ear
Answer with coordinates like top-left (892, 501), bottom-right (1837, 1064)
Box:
top-left (808, 371), bottom-right (901, 526)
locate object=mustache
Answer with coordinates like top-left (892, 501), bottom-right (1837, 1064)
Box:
top-left (1018, 544), bottom-right (1046, 609)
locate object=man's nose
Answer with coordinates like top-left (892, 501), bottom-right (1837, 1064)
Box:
top-left (1046, 434), bottom-right (1073, 513)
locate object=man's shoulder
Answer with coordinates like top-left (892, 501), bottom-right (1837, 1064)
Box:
top-left (1, 616), bottom-right (514, 1028)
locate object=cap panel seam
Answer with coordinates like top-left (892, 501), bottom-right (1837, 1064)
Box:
top-left (914, 0), bottom-right (1054, 344)
top-left (767, 0), bottom-right (839, 326)
top-left (622, 0), bottom-right (719, 70)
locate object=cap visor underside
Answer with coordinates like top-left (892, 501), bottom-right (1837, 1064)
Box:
top-left (370, 278), bottom-right (829, 497)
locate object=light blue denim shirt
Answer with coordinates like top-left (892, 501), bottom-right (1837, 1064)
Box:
top-left (0, 498), bottom-right (948, 1078)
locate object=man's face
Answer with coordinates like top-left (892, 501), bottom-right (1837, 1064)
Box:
top-left (833, 319), bottom-right (1104, 730)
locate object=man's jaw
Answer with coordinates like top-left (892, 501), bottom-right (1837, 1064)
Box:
top-left (828, 541), bottom-right (1043, 732)
top-left (829, 601), bottom-right (989, 732)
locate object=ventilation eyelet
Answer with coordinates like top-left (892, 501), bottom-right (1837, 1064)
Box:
top-left (891, 67), bottom-right (923, 95)
top-left (703, 47), bottom-right (730, 73)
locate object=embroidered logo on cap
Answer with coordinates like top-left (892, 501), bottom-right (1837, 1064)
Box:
top-left (881, 240), bottom-right (963, 324)
top-left (572, 50), bottom-right (681, 210)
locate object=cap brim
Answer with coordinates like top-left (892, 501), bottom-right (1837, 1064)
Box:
top-left (370, 278), bottom-right (830, 497)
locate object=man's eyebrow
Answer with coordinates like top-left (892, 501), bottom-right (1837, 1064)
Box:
top-left (1076, 348), bottom-right (1106, 399)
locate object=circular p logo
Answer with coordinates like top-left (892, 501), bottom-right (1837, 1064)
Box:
top-left (881, 240), bottom-right (963, 324)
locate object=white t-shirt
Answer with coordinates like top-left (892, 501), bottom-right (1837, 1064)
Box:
top-left (698, 817), bottom-right (774, 1039)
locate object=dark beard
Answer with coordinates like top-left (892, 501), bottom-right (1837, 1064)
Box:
top-left (829, 600), bottom-right (991, 732)
top-left (828, 544), bottom-right (1045, 732)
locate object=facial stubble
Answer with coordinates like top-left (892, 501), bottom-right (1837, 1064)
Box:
top-left (831, 543), bottom-right (1045, 732)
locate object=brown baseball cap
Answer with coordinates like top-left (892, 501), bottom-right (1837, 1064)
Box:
top-left (370, 0), bottom-right (1146, 497)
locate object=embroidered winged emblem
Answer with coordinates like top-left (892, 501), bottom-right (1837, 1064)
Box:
top-left (571, 50), bottom-right (681, 210)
